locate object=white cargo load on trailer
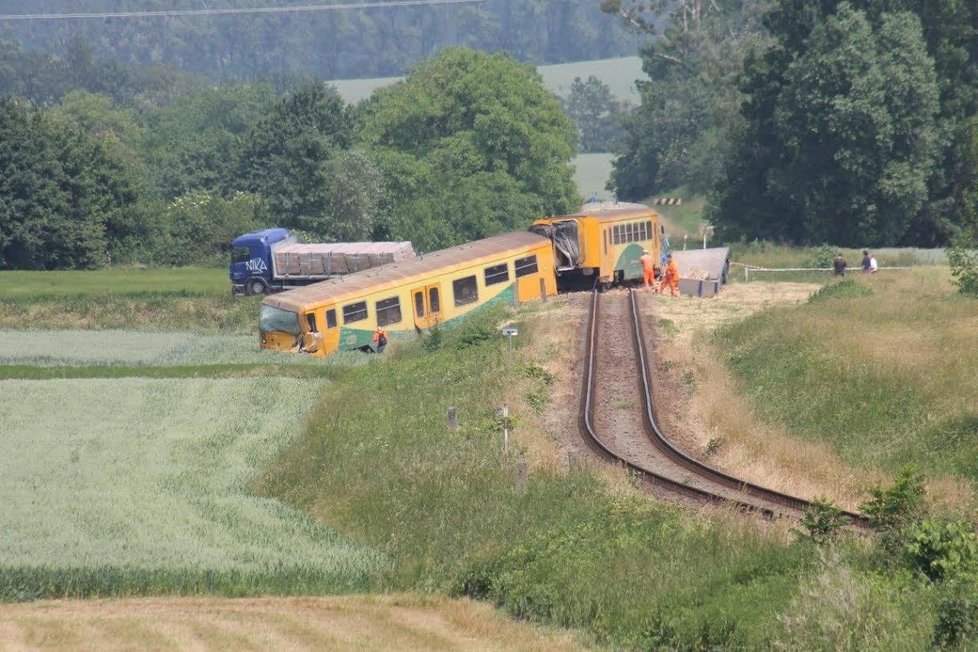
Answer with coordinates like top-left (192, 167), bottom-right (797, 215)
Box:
top-left (271, 241), bottom-right (416, 278)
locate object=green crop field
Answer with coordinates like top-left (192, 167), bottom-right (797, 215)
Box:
top-left (572, 153), bottom-right (614, 200)
top-left (0, 376), bottom-right (384, 600)
top-left (0, 268), bottom-right (226, 299)
top-left (0, 329), bottom-right (363, 367)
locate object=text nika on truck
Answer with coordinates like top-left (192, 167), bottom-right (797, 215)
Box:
top-left (229, 228), bottom-right (416, 295)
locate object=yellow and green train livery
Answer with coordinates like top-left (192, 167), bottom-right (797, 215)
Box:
top-left (259, 231), bottom-right (557, 356)
top-left (530, 202), bottom-right (663, 290)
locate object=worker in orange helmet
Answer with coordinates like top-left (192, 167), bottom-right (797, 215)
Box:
top-left (639, 249), bottom-right (658, 292)
top-left (660, 253), bottom-right (681, 297)
top-left (372, 326), bottom-right (388, 353)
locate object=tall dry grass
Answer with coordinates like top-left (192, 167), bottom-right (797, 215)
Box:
top-left (716, 269), bottom-right (978, 515)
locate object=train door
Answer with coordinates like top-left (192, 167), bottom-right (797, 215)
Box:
top-left (411, 283), bottom-right (442, 330)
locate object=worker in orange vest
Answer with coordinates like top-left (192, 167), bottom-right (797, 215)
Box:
top-left (372, 326), bottom-right (388, 353)
top-left (660, 253), bottom-right (680, 297)
top-left (639, 249), bottom-right (658, 292)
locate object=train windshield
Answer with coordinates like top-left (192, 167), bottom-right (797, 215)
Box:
top-left (259, 304), bottom-right (300, 334)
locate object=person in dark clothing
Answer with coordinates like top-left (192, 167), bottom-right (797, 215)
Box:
top-left (861, 250), bottom-right (871, 272)
top-left (833, 252), bottom-right (848, 277)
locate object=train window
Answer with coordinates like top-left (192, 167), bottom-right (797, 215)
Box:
top-left (604, 229), bottom-right (608, 255)
top-left (453, 276), bottom-right (479, 306)
top-left (414, 291), bottom-right (425, 318)
top-left (628, 222), bottom-right (636, 242)
top-left (645, 221), bottom-right (652, 240)
top-left (306, 313), bottom-right (318, 332)
top-left (430, 287), bottom-right (441, 313)
top-left (484, 263), bottom-right (509, 286)
top-left (342, 301), bottom-right (368, 324)
top-left (376, 296), bottom-right (402, 327)
top-left (326, 309), bottom-right (337, 329)
top-left (515, 255), bottom-right (539, 277)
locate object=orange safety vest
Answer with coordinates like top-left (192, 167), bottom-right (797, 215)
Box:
top-left (640, 253), bottom-right (655, 273)
top-left (373, 328), bottom-right (387, 346)
top-left (665, 260), bottom-right (679, 280)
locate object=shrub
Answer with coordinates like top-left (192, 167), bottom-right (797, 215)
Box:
top-left (933, 574), bottom-right (978, 648)
top-left (904, 520), bottom-right (978, 583)
top-left (862, 466), bottom-right (927, 560)
top-left (946, 229), bottom-right (978, 297)
top-left (798, 498), bottom-right (850, 545)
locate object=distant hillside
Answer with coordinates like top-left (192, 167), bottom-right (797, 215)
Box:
top-left (330, 56), bottom-right (644, 104)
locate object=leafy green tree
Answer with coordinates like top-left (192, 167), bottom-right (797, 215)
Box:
top-left (238, 82), bottom-right (354, 239)
top-left (140, 82), bottom-right (277, 200)
top-left (713, 1), bottom-right (978, 246)
top-left (157, 191), bottom-right (263, 266)
top-left (562, 75), bottom-right (624, 153)
top-left (604, 0), bottom-right (769, 198)
top-left (904, 519), bottom-right (978, 583)
top-left (46, 91), bottom-right (154, 262)
top-left (861, 466), bottom-right (927, 561)
top-left (357, 48), bottom-right (578, 249)
top-left (0, 98), bottom-right (71, 269)
top-left (323, 149), bottom-right (385, 242)
top-left (798, 498), bottom-right (850, 545)
top-left (947, 228), bottom-right (978, 297)
top-left (766, 7), bottom-right (940, 245)
top-left (0, 97), bottom-right (140, 269)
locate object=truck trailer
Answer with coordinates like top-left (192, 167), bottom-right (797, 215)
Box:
top-left (230, 228), bottom-right (416, 295)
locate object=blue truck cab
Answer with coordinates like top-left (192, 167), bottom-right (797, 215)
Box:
top-left (230, 228), bottom-right (293, 295)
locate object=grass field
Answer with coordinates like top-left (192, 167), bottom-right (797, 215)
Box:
top-left (0, 329), bottom-right (364, 368)
top-left (572, 153), bottom-right (614, 200)
top-left (0, 377), bottom-right (384, 600)
top-left (4, 264), bottom-right (976, 648)
top-left (0, 268), bottom-right (226, 298)
top-left (718, 271), bottom-right (978, 488)
top-left (329, 56), bottom-right (644, 104)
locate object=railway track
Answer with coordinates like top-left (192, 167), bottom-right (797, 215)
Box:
top-left (579, 288), bottom-right (870, 529)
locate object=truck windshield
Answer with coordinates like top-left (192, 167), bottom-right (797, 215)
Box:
top-left (259, 305), bottom-right (300, 334)
top-left (231, 246), bottom-right (250, 264)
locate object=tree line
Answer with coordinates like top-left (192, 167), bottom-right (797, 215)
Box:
top-left (0, 48), bottom-right (579, 270)
top-left (606, 0), bottom-right (978, 248)
top-left (0, 0), bottom-right (639, 84)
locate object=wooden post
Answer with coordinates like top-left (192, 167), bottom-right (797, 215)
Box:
top-left (501, 405), bottom-right (509, 464)
top-left (447, 406), bottom-right (458, 431)
top-left (566, 450), bottom-right (581, 471)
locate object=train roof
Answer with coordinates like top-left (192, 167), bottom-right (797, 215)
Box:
top-left (264, 230), bottom-right (551, 312)
top-left (535, 202), bottom-right (656, 223)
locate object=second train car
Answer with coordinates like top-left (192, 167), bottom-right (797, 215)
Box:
top-left (530, 202), bottom-right (664, 290)
top-left (259, 231), bottom-right (557, 356)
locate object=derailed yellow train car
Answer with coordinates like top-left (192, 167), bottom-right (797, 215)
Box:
top-left (259, 231), bottom-right (557, 356)
top-left (530, 202), bottom-right (664, 290)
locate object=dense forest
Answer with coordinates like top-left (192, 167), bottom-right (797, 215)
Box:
top-left (606, 0), bottom-right (978, 248)
top-left (0, 0), bottom-right (641, 82)
top-left (0, 46), bottom-right (580, 269)
top-left (2, 0), bottom-right (977, 270)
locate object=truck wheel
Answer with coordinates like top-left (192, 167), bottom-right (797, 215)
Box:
top-left (245, 278), bottom-right (269, 295)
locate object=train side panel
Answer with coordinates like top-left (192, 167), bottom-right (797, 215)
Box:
top-left (260, 233), bottom-right (557, 358)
